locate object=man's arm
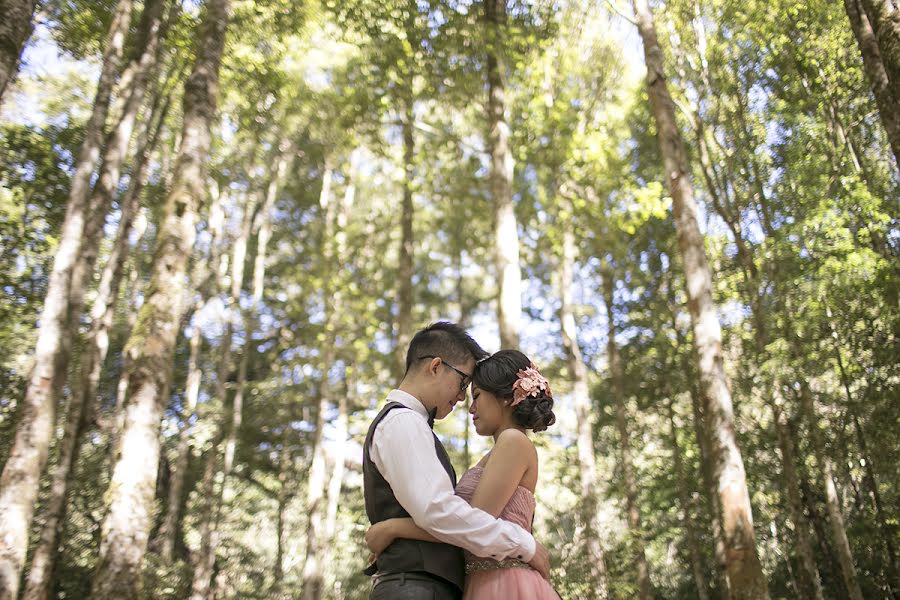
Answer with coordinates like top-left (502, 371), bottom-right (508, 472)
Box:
top-left (371, 411), bottom-right (536, 562)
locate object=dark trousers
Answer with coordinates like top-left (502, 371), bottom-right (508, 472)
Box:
top-left (370, 572), bottom-right (461, 600)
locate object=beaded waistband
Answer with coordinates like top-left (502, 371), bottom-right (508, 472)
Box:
top-left (465, 558), bottom-right (533, 574)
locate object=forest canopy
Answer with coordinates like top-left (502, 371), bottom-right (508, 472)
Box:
top-left (0, 0), bottom-right (897, 599)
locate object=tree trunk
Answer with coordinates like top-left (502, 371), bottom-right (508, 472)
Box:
top-left (190, 445), bottom-right (221, 600)
top-left (826, 318), bottom-right (899, 591)
top-left (0, 3), bottom-right (133, 597)
top-left (395, 96), bottom-right (414, 380)
top-left (773, 402), bottom-right (825, 600)
top-left (601, 266), bottom-right (652, 600)
top-left (190, 190), bottom-right (257, 600)
top-left (301, 155), bottom-right (347, 600)
top-left (485, 0), bottom-right (521, 348)
top-left (859, 0), bottom-right (900, 108)
top-left (273, 439), bottom-right (292, 599)
top-left (674, 314), bottom-right (731, 600)
top-left (631, 1), bottom-right (770, 598)
top-left (843, 0), bottom-right (900, 168)
top-left (690, 378), bottom-right (732, 600)
top-left (849, 410), bottom-right (899, 593)
top-left (795, 376), bottom-right (864, 600)
top-left (557, 205), bottom-right (610, 599)
top-left (67, 0), bottom-right (169, 338)
top-left (90, 0), bottom-right (230, 595)
top-left (205, 146), bottom-right (289, 593)
top-left (20, 81), bottom-right (167, 600)
top-left (0, 0), bottom-right (39, 102)
top-left (667, 398), bottom-right (711, 600)
top-left (668, 284), bottom-right (730, 600)
top-left (153, 180), bottom-right (226, 563)
top-left (319, 382), bottom-right (349, 595)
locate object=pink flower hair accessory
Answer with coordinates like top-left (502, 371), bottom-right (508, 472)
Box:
top-left (511, 363), bottom-right (552, 407)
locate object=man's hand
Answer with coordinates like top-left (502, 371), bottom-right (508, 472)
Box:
top-left (528, 540), bottom-right (551, 581)
top-left (364, 519), bottom-right (397, 558)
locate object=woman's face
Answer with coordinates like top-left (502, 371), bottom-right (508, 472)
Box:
top-left (469, 385), bottom-right (509, 437)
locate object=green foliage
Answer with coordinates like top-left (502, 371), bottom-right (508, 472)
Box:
top-left (0, 0), bottom-right (897, 598)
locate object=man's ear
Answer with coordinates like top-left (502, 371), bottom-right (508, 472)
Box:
top-left (427, 357), bottom-right (441, 376)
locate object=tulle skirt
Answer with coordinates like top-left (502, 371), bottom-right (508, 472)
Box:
top-left (463, 566), bottom-right (561, 600)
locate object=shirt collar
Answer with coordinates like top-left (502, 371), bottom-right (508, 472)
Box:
top-left (386, 389), bottom-right (429, 420)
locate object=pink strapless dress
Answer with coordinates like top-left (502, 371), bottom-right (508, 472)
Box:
top-left (455, 467), bottom-right (561, 600)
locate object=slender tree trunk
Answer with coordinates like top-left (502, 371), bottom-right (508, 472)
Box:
top-left (154, 181), bottom-right (226, 563)
top-left (828, 321), bottom-right (898, 593)
top-left (557, 205), bottom-right (610, 599)
top-left (849, 410), bottom-right (899, 592)
top-left (67, 0), bottom-right (169, 339)
top-left (631, 1), bottom-right (769, 597)
top-left (838, 0), bottom-right (900, 170)
top-left (601, 266), bottom-right (652, 600)
top-left (273, 440), bottom-right (292, 599)
top-left (20, 83), bottom-right (168, 600)
top-left (773, 402), bottom-right (825, 600)
top-left (190, 445), bottom-right (221, 600)
top-left (300, 161), bottom-right (337, 600)
top-left (795, 376), bottom-right (864, 600)
top-left (190, 190), bottom-right (257, 600)
top-left (673, 306), bottom-right (731, 600)
top-left (0, 0), bottom-right (39, 102)
top-left (485, 0), bottom-right (521, 348)
top-left (0, 4), bottom-right (134, 597)
top-left (395, 96), bottom-right (414, 380)
top-left (691, 383), bottom-right (732, 600)
top-left (319, 384), bottom-right (349, 595)
top-left (693, 387), bottom-right (732, 600)
top-left (206, 146), bottom-right (289, 593)
top-left (859, 0), bottom-right (900, 107)
top-left (301, 153), bottom-right (350, 600)
top-left (90, 1), bottom-right (230, 595)
top-left (667, 398), bottom-right (711, 600)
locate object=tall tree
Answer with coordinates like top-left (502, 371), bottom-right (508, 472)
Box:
top-left (191, 188), bottom-right (258, 600)
top-left (153, 182), bottom-right (227, 564)
top-left (67, 0), bottom-right (170, 341)
top-left (394, 83), bottom-right (414, 380)
top-left (90, 0), bottom-right (231, 595)
top-left (557, 198), bottom-right (611, 599)
top-left (630, 0), bottom-right (770, 597)
top-left (20, 80), bottom-right (169, 600)
top-left (299, 147), bottom-right (354, 599)
top-left (0, 2), bottom-right (134, 596)
top-left (0, 0), bottom-right (38, 102)
top-left (844, 0), bottom-right (900, 168)
top-left (601, 264), bottom-right (652, 600)
top-left (858, 0), bottom-right (900, 106)
top-left (787, 329), bottom-right (866, 600)
top-left (666, 394), bottom-right (711, 600)
top-left (300, 158), bottom-right (338, 600)
top-left (485, 0), bottom-right (522, 348)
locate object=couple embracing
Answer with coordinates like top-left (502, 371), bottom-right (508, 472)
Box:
top-left (362, 322), bottom-right (562, 600)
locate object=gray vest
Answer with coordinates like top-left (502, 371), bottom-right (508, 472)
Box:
top-left (363, 401), bottom-right (465, 591)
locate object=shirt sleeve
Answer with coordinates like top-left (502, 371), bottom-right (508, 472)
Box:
top-left (370, 409), bottom-right (536, 562)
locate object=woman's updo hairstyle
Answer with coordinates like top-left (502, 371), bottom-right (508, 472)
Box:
top-left (472, 350), bottom-right (556, 433)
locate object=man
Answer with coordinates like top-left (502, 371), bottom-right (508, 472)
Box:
top-left (363, 322), bottom-right (551, 600)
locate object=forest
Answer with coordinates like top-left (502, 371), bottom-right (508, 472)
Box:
top-left (0, 0), bottom-right (897, 598)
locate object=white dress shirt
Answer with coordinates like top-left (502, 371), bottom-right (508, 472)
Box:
top-left (369, 389), bottom-right (537, 562)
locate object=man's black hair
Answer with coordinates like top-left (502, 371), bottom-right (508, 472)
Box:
top-left (405, 322), bottom-right (488, 373)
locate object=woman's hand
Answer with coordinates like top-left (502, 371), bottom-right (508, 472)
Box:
top-left (364, 519), bottom-right (398, 557)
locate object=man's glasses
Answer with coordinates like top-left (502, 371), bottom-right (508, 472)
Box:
top-left (418, 355), bottom-right (472, 391)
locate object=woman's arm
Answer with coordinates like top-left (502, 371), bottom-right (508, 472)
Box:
top-left (365, 517), bottom-right (440, 557)
top-left (469, 429), bottom-right (535, 517)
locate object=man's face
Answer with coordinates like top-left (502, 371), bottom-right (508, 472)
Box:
top-left (433, 356), bottom-right (475, 421)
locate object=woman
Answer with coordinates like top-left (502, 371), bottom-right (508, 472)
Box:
top-left (365, 350), bottom-right (561, 599)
